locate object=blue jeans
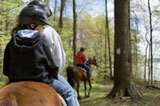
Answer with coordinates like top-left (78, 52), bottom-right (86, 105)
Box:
top-left (77, 64), bottom-right (91, 79)
top-left (50, 74), bottom-right (80, 106)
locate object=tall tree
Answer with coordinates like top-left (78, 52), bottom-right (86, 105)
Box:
top-left (53, 0), bottom-right (57, 22)
top-left (108, 0), bottom-right (141, 99)
top-left (105, 0), bottom-right (113, 79)
top-left (148, 0), bottom-right (153, 85)
top-left (73, 0), bottom-right (77, 65)
top-left (59, 0), bottom-right (65, 31)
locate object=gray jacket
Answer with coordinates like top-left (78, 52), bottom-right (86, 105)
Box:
top-left (43, 25), bottom-right (66, 73)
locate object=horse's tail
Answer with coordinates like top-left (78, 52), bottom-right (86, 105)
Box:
top-left (0, 96), bottom-right (18, 106)
top-left (66, 66), bottom-right (75, 88)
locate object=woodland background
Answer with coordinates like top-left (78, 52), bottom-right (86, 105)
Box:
top-left (1, 0), bottom-right (160, 105)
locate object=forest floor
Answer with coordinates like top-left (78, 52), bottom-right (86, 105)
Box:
top-left (1, 78), bottom-right (160, 106)
top-left (78, 79), bottom-right (160, 106)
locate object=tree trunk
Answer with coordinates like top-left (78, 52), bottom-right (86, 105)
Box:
top-left (59, 0), bottom-right (65, 32)
top-left (105, 0), bottom-right (113, 79)
top-left (104, 0), bottom-right (108, 80)
top-left (144, 44), bottom-right (148, 81)
top-left (148, 45), bottom-right (151, 85)
top-left (133, 35), bottom-right (138, 71)
top-left (53, 0), bottom-right (57, 22)
top-left (5, 15), bottom-right (9, 35)
top-left (73, 0), bottom-right (77, 65)
top-left (107, 0), bottom-right (141, 99)
top-left (148, 0), bottom-right (153, 85)
top-left (144, 29), bottom-right (149, 82)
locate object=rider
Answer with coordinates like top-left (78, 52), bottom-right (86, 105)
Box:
top-left (3, 3), bottom-right (79, 106)
top-left (28, 1), bottom-right (79, 106)
top-left (75, 46), bottom-right (91, 80)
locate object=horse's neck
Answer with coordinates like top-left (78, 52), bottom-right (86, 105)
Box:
top-left (86, 59), bottom-right (92, 68)
top-left (87, 64), bottom-right (92, 68)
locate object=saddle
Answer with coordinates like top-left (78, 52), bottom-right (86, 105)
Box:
top-left (76, 66), bottom-right (87, 72)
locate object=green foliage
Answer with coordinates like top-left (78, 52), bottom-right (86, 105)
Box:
top-left (0, 0), bottom-right (23, 36)
top-left (54, 11), bottom-right (115, 78)
top-left (0, 0), bottom-right (23, 84)
top-left (60, 30), bottom-right (74, 66)
top-left (0, 36), bottom-right (10, 84)
top-left (0, 0), bottom-right (144, 85)
top-left (130, 30), bottom-right (145, 80)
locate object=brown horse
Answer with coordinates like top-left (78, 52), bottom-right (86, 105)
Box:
top-left (0, 81), bottom-right (62, 106)
top-left (66, 56), bottom-right (98, 99)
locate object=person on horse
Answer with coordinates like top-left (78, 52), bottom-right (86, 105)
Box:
top-left (3, 1), bottom-right (79, 106)
top-left (75, 46), bottom-right (91, 80)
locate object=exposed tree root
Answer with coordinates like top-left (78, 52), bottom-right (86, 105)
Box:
top-left (107, 83), bottom-right (141, 99)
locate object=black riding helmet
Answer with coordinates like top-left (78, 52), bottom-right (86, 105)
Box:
top-left (18, 5), bottom-right (50, 26)
top-left (28, 0), bottom-right (53, 17)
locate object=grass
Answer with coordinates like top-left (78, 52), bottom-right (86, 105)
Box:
top-left (79, 83), bottom-right (111, 106)
top-left (77, 79), bottom-right (113, 106)
top-left (77, 79), bottom-right (160, 106)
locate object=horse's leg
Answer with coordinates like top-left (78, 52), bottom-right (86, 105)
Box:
top-left (84, 81), bottom-right (87, 97)
top-left (76, 81), bottom-right (81, 100)
top-left (87, 80), bottom-right (92, 97)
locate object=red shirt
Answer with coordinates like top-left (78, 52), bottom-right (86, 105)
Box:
top-left (75, 51), bottom-right (87, 64)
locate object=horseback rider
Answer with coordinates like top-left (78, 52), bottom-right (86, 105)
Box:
top-left (75, 46), bottom-right (91, 80)
top-left (3, 1), bottom-right (79, 106)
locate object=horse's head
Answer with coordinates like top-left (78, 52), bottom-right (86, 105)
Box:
top-left (86, 56), bottom-right (98, 67)
top-left (92, 56), bottom-right (98, 67)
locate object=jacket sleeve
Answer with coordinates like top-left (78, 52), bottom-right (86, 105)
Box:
top-left (43, 26), bottom-right (66, 73)
top-left (3, 42), bottom-right (11, 76)
top-left (42, 40), bottom-right (59, 79)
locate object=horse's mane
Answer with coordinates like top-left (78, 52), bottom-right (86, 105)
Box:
top-left (86, 57), bottom-right (92, 65)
